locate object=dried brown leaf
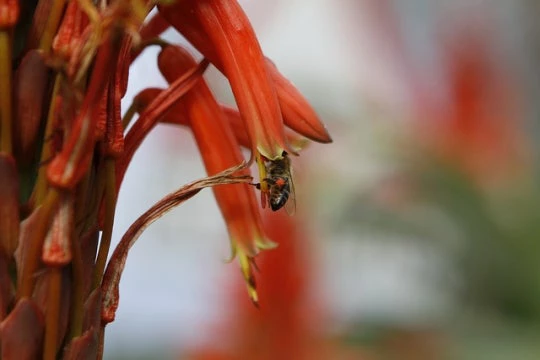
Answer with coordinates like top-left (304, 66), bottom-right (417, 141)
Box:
top-left (101, 162), bottom-right (252, 324)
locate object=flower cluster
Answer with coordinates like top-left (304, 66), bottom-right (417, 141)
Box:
top-left (0, 0), bottom-right (330, 358)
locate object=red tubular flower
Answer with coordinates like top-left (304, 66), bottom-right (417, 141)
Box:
top-left (131, 87), bottom-right (309, 152)
top-left (157, 0), bottom-right (332, 146)
top-left (159, 0), bottom-right (290, 161)
top-left (157, 45), bottom-right (276, 303)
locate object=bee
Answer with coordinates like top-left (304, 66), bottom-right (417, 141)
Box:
top-left (255, 151), bottom-right (296, 214)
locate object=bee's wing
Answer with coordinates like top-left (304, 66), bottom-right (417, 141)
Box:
top-left (284, 169), bottom-right (296, 216)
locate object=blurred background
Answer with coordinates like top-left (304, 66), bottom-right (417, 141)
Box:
top-left (105, 0), bottom-right (540, 359)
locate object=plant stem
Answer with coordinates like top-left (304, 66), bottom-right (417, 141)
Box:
top-left (43, 267), bottom-right (62, 360)
top-left (34, 74), bottom-right (62, 206)
top-left (0, 31), bottom-right (13, 154)
top-left (97, 325), bottom-right (105, 360)
top-left (69, 230), bottom-right (84, 339)
top-left (39, 0), bottom-right (67, 53)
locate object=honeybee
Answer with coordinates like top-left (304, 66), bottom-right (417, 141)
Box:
top-left (255, 151), bottom-right (296, 214)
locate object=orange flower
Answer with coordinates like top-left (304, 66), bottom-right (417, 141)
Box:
top-left (157, 45), bottom-right (276, 304)
top-left (158, 0), bottom-right (331, 195)
top-left (159, 0), bottom-right (288, 161)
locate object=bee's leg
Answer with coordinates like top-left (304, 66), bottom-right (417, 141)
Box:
top-left (250, 178), bottom-right (275, 189)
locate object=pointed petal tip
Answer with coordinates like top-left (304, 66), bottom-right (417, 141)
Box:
top-left (318, 128), bottom-right (333, 143)
top-left (223, 242), bottom-right (238, 264)
top-left (301, 124), bottom-right (333, 144)
top-left (247, 283), bottom-right (259, 308)
top-left (250, 295), bottom-right (260, 309)
top-left (255, 237), bottom-right (278, 250)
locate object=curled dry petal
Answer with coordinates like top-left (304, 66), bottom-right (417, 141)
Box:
top-left (0, 153), bottom-right (19, 257)
top-left (0, 298), bottom-right (44, 360)
top-left (98, 37), bottom-right (130, 156)
top-left (101, 163), bottom-right (252, 324)
top-left (48, 33), bottom-right (122, 189)
top-left (42, 192), bottom-right (74, 266)
top-left (104, 38), bottom-right (130, 157)
top-left (159, 0), bottom-right (289, 160)
top-left (157, 0), bottom-right (332, 144)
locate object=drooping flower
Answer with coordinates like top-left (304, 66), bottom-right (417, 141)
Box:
top-left (157, 0), bottom-right (332, 189)
top-left (157, 44), bottom-right (278, 304)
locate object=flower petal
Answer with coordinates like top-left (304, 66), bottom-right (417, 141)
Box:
top-left (158, 45), bottom-right (277, 302)
top-left (158, 0), bottom-right (332, 145)
top-left (159, 0), bottom-right (289, 160)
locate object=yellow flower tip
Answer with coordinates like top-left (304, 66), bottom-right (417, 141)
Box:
top-left (258, 141), bottom-right (299, 161)
top-left (223, 241), bottom-right (238, 264)
top-left (248, 287), bottom-right (259, 308)
top-left (239, 250), bottom-right (259, 306)
top-left (255, 237), bottom-right (278, 250)
top-left (288, 137), bottom-right (310, 153)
